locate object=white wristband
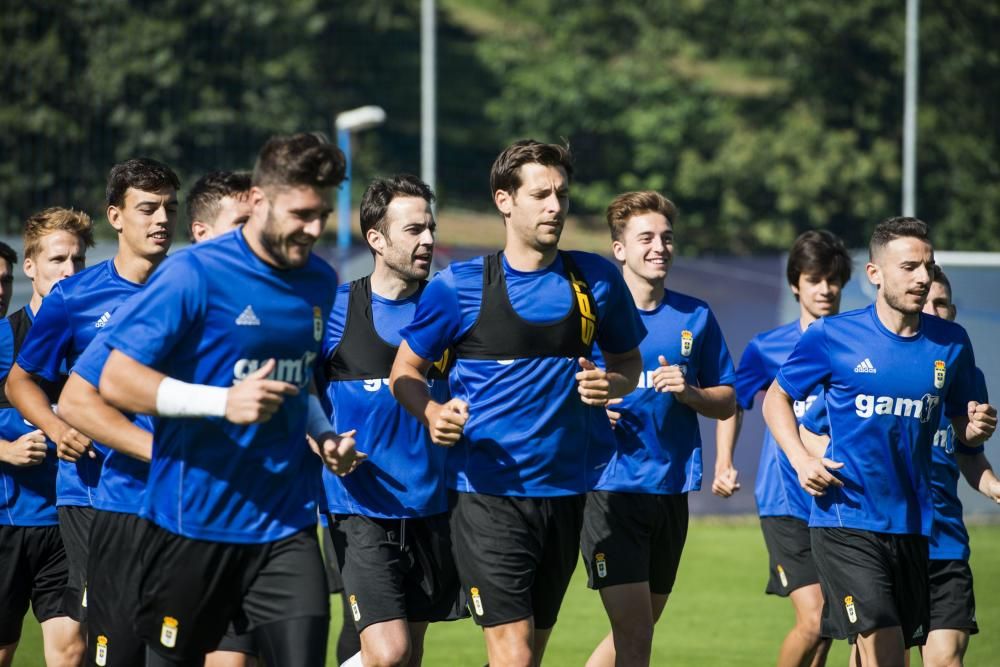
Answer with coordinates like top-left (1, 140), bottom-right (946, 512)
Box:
top-left (307, 394), bottom-right (334, 438)
top-left (156, 377), bottom-right (228, 418)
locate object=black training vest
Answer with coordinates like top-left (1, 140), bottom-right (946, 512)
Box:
top-left (0, 307), bottom-right (65, 409)
top-left (454, 251), bottom-right (598, 360)
top-left (325, 276), bottom-right (450, 382)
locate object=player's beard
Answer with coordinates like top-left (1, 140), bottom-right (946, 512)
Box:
top-left (883, 283), bottom-right (925, 315)
top-left (382, 241), bottom-right (431, 282)
top-left (261, 208), bottom-right (314, 269)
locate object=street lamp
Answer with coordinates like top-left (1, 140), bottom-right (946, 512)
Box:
top-left (335, 105), bottom-right (387, 250)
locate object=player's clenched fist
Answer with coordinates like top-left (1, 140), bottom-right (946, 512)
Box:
top-left (793, 456), bottom-right (844, 497)
top-left (320, 429), bottom-right (363, 476)
top-left (576, 357), bottom-right (611, 407)
top-left (426, 398), bottom-right (469, 446)
top-left (967, 401), bottom-right (997, 441)
top-left (54, 422), bottom-right (94, 462)
top-left (0, 429), bottom-right (48, 466)
top-left (651, 355), bottom-right (690, 401)
top-left (225, 359), bottom-right (299, 424)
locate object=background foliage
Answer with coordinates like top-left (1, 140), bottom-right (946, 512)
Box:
top-left (1, 0), bottom-right (998, 252)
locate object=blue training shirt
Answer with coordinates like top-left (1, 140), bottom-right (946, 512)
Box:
top-left (400, 251), bottom-right (646, 497)
top-left (776, 304), bottom-right (979, 536)
top-left (593, 290), bottom-right (735, 494)
top-left (0, 313), bottom-right (59, 526)
top-left (105, 230), bottom-right (338, 544)
top-left (319, 283), bottom-right (451, 519)
top-left (16, 259), bottom-right (143, 507)
top-left (735, 320), bottom-right (823, 521)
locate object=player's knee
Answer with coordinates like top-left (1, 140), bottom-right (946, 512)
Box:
top-left (43, 639), bottom-right (85, 667)
top-left (0, 642), bottom-right (18, 667)
top-left (922, 644), bottom-right (964, 667)
top-left (363, 640), bottom-right (412, 667)
top-left (610, 622), bottom-right (654, 658)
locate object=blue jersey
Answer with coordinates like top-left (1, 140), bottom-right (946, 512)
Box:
top-left (401, 252), bottom-right (646, 497)
top-left (17, 260), bottom-right (143, 507)
top-left (106, 231), bottom-right (337, 544)
top-left (0, 314), bottom-right (58, 526)
top-left (319, 283), bottom-right (450, 519)
top-left (801, 367), bottom-right (989, 559)
top-left (776, 304), bottom-right (979, 536)
top-left (735, 320), bottom-right (822, 521)
top-left (72, 328), bottom-right (154, 516)
top-left (593, 290), bottom-right (735, 494)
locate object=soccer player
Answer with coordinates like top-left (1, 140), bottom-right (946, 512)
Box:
top-left (579, 191), bottom-right (736, 666)
top-left (0, 208), bottom-right (93, 667)
top-left (390, 139), bottom-right (646, 667)
top-left (762, 217), bottom-right (997, 667)
top-left (0, 241), bottom-right (16, 317)
top-left (712, 230), bottom-right (852, 667)
top-left (320, 174), bottom-right (460, 667)
top-left (7, 159), bottom-right (179, 632)
top-left (95, 133), bottom-right (354, 666)
top-left (187, 170), bottom-right (253, 242)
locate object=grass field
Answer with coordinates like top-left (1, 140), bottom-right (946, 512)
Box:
top-left (15, 517), bottom-right (1000, 666)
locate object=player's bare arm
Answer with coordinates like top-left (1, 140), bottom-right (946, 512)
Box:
top-left (6, 362), bottom-right (93, 461)
top-left (762, 381), bottom-right (843, 496)
top-left (798, 423), bottom-right (830, 459)
top-left (576, 347), bottom-right (642, 407)
top-left (649, 354), bottom-right (735, 419)
top-left (951, 400), bottom-right (997, 447)
top-left (390, 340), bottom-right (468, 446)
top-left (100, 350), bottom-right (297, 425)
top-left (0, 430), bottom-right (47, 467)
top-left (957, 449), bottom-right (1000, 503)
top-left (712, 407), bottom-right (742, 497)
top-left (58, 372), bottom-right (152, 463)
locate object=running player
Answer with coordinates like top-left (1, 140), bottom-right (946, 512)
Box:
top-left (320, 174), bottom-right (461, 667)
top-left (391, 140), bottom-right (646, 666)
top-left (187, 170), bottom-right (253, 242)
top-left (713, 230), bottom-right (852, 667)
top-left (0, 208), bottom-right (92, 667)
top-left (762, 217), bottom-right (997, 667)
top-left (7, 159), bottom-right (179, 630)
top-left (580, 191), bottom-right (736, 666)
top-left (0, 242), bottom-right (16, 317)
top-left (96, 133), bottom-right (354, 666)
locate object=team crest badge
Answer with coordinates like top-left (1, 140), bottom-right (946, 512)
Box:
top-left (680, 330), bottom-right (693, 357)
top-left (350, 594), bottom-right (361, 622)
top-left (470, 587), bottom-right (485, 616)
top-left (777, 564), bottom-right (788, 588)
top-left (96, 635), bottom-right (109, 666)
top-left (933, 360), bottom-right (946, 389)
top-left (313, 307), bottom-right (323, 342)
top-left (844, 596), bottom-right (857, 623)
top-left (160, 617), bottom-right (179, 648)
top-left (595, 553), bottom-right (608, 579)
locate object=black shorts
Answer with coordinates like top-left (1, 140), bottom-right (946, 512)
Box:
top-left (761, 516), bottom-right (820, 596)
top-left (450, 491), bottom-right (584, 630)
top-left (135, 521), bottom-right (329, 662)
top-left (214, 623), bottom-right (258, 655)
top-left (929, 558), bottom-right (978, 634)
top-left (580, 491), bottom-right (688, 595)
top-left (811, 528), bottom-right (929, 647)
top-left (329, 512), bottom-right (463, 632)
top-left (322, 523), bottom-right (345, 594)
top-left (57, 505), bottom-right (94, 623)
top-left (86, 510), bottom-right (150, 666)
top-left (0, 524), bottom-right (68, 644)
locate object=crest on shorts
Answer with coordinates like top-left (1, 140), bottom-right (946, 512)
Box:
top-left (777, 564), bottom-right (788, 588)
top-left (844, 596), bottom-right (857, 624)
top-left (933, 360), bottom-right (946, 390)
top-left (160, 616), bottom-right (179, 648)
top-left (595, 552), bottom-right (608, 579)
top-left (470, 586), bottom-right (485, 617)
top-left (96, 635), bottom-right (109, 666)
top-left (350, 594), bottom-right (361, 622)
top-left (680, 330), bottom-right (693, 357)
top-left (313, 306), bottom-right (324, 342)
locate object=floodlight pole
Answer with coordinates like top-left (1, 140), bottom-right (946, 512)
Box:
top-left (334, 106), bottom-right (387, 250)
top-left (421, 0), bottom-right (436, 200)
top-left (902, 0), bottom-right (919, 217)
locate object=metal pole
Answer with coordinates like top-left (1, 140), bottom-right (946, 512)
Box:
top-left (902, 0), bottom-right (919, 217)
top-left (337, 127), bottom-right (352, 250)
top-left (421, 0), bottom-right (436, 199)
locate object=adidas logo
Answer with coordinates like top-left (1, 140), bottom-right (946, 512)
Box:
top-left (235, 305), bottom-right (261, 326)
top-left (912, 624), bottom-right (924, 639)
top-left (854, 358), bottom-right (877, 374)
top-left (94, 312), bottom-right (111, 328)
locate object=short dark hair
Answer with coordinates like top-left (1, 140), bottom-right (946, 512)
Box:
top-left (359, 175), bottom-right (435, 251)
top-left (186, 171), bottom-right (252, 231)
top-left (869, 216), bottom-right (930, 260)
top-left (787, 230), bottom-right (853, 288)
top-left (252, 133), bottom-right (346, 191)
top-left (931, 264), bottom-right (952, 297)
top-left (0, 241), bottom-right (16, 268)
top-left (606, 191), bottom-right (678, 242)
top-left (106, 158), bottom-right (181, 208)
top-left (489, 139), bottom-right (573, 197)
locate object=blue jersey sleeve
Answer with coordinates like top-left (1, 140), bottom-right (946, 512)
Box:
top-left (955, 366), bottom-right (989, 456)
top-left (776, 319), bottom-right (831, 401)
top-left (0, 319), bottom-right (14, 380)
top-left (593, 264), bottom-right (646, 355)
top-left (321, 284), bottom-right (351, 360)
top-left (943, 331), bottom-right (979, 420)
top-left (72, 333), bottom-right (112, 388)
top-left (106, 253), bottom-right (207, 368)
top-left (400, 269), bottom-right (463, 362)
top-left (734, 338), bottom-right (769, 410)
top-left (16, 284), bottom-right (72, 382)
top-left (696, 309), bottom-right (736, 388)
top-left (800, 391), bottom-right (830, 435)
